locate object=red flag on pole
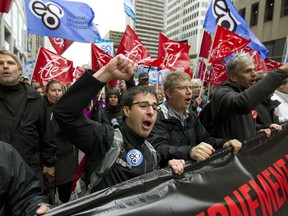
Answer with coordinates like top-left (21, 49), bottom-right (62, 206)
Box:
top-left (49, 37), bottom-right (73, 55)
top-left (199, 31), bottom-right (212, 59)
top-left (157, 33), bottom-right (192, 76)
top-left (264, 58), bottom-right (283, 72)
top-left (74, 66), bottom-right (86, 80)
top-left (32, 47), bottom-right (74, 85)
top-left (116, 25), bottom-right (159, 66)
top-left (91, 43), bottom-right (115, 88)
top-left (0, 0), bottom-right (13, 13)
top-left (210, 61), bottom-right (227, 86)
top-left (240, 46), bottom-right (265, 72)
top-left (209, 25), bottom-right (251, 63)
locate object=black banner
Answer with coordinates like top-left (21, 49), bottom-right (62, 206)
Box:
top-left (46, 124), bottom-right (288, 216)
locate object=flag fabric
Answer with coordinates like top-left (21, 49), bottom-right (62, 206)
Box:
top-left (94, 38), bottom-right (114, 56)
top-left (264, 58), bottom-right (283, 72)
top-left (203, 0), bottom-right (269, 59)
top-left (157, 33), bottom-right (192, 76)
top-left (32, 47), bottom-right (74, 85)
top-left (0, 0), bottom-right (13, 13)
top-left (199, 30), bottom-right (212, 59)
top-left (240, 46), bottom-right (265, 72)
top-left (24, 0), bottom-right (100, 43)
top-left (74, 66), bottom-right (86, 80)
top-left (116, 25), bottom-right (159, 66)
top-left (49, 37), bottom-right (73, 55)
top-left (123, 0), bottom-right (136, 22)
top-left (91, 43), bottom-right (115, 88)
top-left (210, 60), bottom-right (228, 86)
top-left (209, 25), bottom-right (251, 63)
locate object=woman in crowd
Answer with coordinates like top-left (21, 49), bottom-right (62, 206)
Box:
top-left (43, 80), bottom-right (78, 204)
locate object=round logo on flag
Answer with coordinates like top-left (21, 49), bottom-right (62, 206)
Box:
top-left (126, 149), bottom-right (143, 167)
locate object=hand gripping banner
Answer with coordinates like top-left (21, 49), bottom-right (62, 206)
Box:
top-left (46, 124), bottom-right (288, 216)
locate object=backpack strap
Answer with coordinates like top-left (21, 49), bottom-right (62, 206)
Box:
top-left (86, 128), bottom-right (123, 195)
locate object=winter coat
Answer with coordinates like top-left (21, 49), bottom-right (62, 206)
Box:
top-left (52, 70), bottom-right (157, 192)
top-left (0, 83), bottom-right (56, 181)
top-left (211, 69), bottom-right (288, 141)
top-left (148, 102), bottom-right (225, 167)
top-left (43, 96), bottom-right (78, 185)
top-left (0, 141), bottom-right (48, 216)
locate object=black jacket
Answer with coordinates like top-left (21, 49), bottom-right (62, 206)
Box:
top-left (43, 96), bottom-right (78, 185)
top-left (52, 70), bottom-right (157, 192)
top-left (0, 83), bottom-right (56, 179)
top-left (148, 103), bottom-right (225, 167)
top-left (0, 141), bottom-right (48, 216)
top-left (211, 69), bottom-right (288, 141)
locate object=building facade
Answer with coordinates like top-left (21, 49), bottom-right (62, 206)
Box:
top-left (234, 0), bottom-right (288, 62)
top-left (134, 0), bottom-right (165, 58)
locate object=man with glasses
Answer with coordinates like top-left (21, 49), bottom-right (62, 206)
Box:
top-left (52, 54), bottom-right (185, 195)
top-left (148, 71), bottom-right (242, 167)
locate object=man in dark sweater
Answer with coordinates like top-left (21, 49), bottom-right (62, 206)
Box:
top-left (210, 52), bottom-right (288, 141)
top-left (0, 50), bottom-right (56, 187)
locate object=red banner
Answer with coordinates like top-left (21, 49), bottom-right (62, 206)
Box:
top-left (74, 66), bottom-right (86, 80)
top-left (0, 0), bottom-right (13, 13)
top-left (199, 31), bottom-right (212, 59)
top-left (158, 33), bottom-right (192, 76)
top-left (264, 58), bottom-right (283, 72)
top-left (32, 47), bottom-right (74, 85)
top-left (45, 123), bottom-right (288, 216)
top-left (49, 37), bottom-right (73, 55)
top-left (210, 60), bottom-right (228, 86)
top-left (91, 43), bottom-right (115, 88)
top-left (210, 25), bottom-right (251, 63)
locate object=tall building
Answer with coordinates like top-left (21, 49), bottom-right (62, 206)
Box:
top-left (134, 0), bottom-right (165, 58)
top-left (165, 0), bottom-right (211, 63)
top-left (234, 0), bottom-right (288, 62)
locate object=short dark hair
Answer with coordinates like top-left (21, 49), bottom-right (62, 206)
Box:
top-left (122, 86), bottom-right (157, 120)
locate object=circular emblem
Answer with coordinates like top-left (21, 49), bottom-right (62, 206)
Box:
top-left (126, 149), bottom-right (143, 167)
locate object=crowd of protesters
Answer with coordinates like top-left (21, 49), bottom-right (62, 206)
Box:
top-left (1, 49), bottom-right (288, 215)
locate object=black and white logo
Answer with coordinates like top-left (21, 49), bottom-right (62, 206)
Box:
top-left (29, 0), bottom-right (64, 30)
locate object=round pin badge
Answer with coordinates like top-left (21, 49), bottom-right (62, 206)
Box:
top-left (126, 149), bottom-right (143, 167)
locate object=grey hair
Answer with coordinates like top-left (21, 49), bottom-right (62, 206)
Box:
top-left (191, 78), bottom-right (202, 86)
top-left (226, 53), bottom-right (254, 78)
top-left (163, 71), bottom-right (191, 93)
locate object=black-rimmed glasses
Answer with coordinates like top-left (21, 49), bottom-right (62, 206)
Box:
top-left (131, 101), bottom-right (158, 111)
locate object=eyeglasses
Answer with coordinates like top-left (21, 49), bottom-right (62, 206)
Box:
top-left (131, 101), bottom-right (158, 111)
top-left (173, 85), bottom-right (193, 91)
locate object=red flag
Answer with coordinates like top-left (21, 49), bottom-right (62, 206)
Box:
top-left (209, 25), bottom-right (251, 63)
top-left (240, 46), bottom-right (265, 72)
top-left (32, 47), bottom-right (74, 85)
top-left (264, 58), bottom-right (283, 72)
top-left (157, 33), bottom-right (192, 76)
top-left (74, 66), bottom-right (86, 80)
top-left (91, 43), bottom-right (115, 88)
top-left (49, 37), bottom-right (73, 55)
top-left (199, 31), bottom-right (212, 59)
top-left (210, 61), bottom-right (227, 86)
top-left (0, 0), bottom-right (13, 13)
top-left (116, 25), bottom-right (159, 66)
top-left (197, 60), bottom-right (209, 84)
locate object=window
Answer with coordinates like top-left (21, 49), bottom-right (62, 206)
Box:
top-left (239, 8), bottom-right (246, 19)
top-left (264, 0), bottom-right (274, 22)
top-left (250, 2), bottom-right (259, 26)
top-left (281, 0), bottom-right (288, 17)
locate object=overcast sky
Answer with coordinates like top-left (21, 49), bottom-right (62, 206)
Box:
top-left (63, 0), bottom-right (127, 67)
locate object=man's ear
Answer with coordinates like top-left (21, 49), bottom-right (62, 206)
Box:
top-left (165, 90), bottom-right (172, 100)
top-left (123, 106), bottom-right (130, 118)
top-left (230, 74), bottom-right (238, 83)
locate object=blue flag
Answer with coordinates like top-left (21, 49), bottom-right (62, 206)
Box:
top-left (203, 0), bottom-right (269, 59)
top-left (25, 0), bottom-right (101, 43)
top-left (123, 0), bottom-right (136, 22)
